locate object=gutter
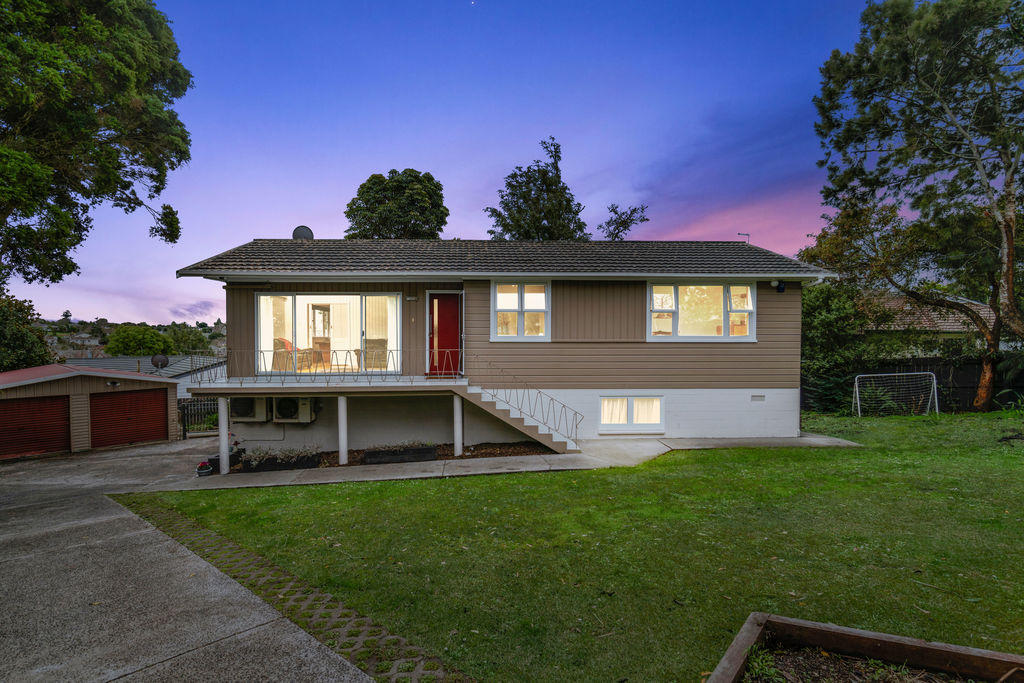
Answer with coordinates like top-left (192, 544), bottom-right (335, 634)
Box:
top-left (177, 269), bottom-right (837, 282)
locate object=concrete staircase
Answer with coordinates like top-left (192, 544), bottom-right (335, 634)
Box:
top-left (453, 385), bottom-right (581, 454)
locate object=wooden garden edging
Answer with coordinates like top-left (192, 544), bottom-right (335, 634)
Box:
top-left (707, 612), bottom-right (1024, 683)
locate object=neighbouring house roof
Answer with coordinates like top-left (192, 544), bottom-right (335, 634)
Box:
top-left (0, 364), bottom-right (178, 392)
top-left (177, 239), bottom-right (831, 281)
top-left (64, 355), bottom-right (225, 378)
top-left (874, 294), bottom-right (994, 333)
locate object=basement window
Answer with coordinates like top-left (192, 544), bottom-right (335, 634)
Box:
top-left (599, 396), bottom-right (664, 433)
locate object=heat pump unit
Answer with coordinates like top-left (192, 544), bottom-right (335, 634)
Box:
top-left (230, 397), bottom-right (268, 422)
top-left (272, 397), bottom-right (314, 423)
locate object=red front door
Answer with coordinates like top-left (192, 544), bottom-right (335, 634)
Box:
top-left (428, 293), bottom-right (461, 376)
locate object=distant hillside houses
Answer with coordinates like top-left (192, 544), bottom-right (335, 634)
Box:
top-left (39, 316), bottom-right (227, 360)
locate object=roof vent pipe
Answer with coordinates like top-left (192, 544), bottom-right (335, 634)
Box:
top-left (292, 225), bottom-right (314, 240)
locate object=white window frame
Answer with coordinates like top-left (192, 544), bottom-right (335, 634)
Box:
top-left (489, 280), bottom-right (551, 342)
top-left (598, 395), bottom-right (665, 434)
top-left (254, 292), bottom-right (403, 374)
top-left (645, 282), bottom-right (757, 342)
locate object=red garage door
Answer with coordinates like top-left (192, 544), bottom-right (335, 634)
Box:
top-left (0, 395), bottom-right (71, 459)
top-left (90, 389), bottom-right (168, 448)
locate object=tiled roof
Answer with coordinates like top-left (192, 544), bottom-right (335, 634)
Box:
top-left (0, 364), bottom-right (178, 391)
top-left (875, 295), bottom-right (993, 333)
top-left (64, 355), bottom-right (225, 378)
top-left (178, 239), bottom-right (829, 278)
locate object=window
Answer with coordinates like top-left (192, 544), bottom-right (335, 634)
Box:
top-left (491, 282), bottom-right (549, 341)
top-left (256, 293), bottom-right (400, 373)
top-left (600, 396), bottom-right (663, 433)
top-left (647, 284), bottom-right (755, 341)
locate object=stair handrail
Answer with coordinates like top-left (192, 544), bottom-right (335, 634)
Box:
top-left (462, 351), bottom-right (584, 444)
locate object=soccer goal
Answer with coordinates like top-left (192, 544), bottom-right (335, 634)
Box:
top-left (853, 372), bottom-right (940, 417)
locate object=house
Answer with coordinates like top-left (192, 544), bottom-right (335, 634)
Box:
top-left (177, 234), bottom-right (831, 473)
top-left (65, 355), bottom-right (227, 399)
top-left (67, 332), bottom-right (101, 347)
top-left (0, 364), bottom-right (179, 459)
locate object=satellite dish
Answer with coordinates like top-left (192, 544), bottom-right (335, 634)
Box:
top-left (292, 225), bottom-right (314, 240)
top-left (151, 354), bottom-right (170, 370)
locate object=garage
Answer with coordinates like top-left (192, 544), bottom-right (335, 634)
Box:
top-left (90, 388), bottom-right (169, 448)
top-left (0, 364), bottom-right (178, 459)
top-left (0, 395), bottom-right (71, 459)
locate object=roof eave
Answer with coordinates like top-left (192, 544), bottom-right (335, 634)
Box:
top-left (177, 269), bottom-right (835, 282)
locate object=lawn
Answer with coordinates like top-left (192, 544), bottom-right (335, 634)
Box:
top-left (122, 413), bottom-right (1024, 680)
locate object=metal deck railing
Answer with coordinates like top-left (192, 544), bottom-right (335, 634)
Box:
top-left (179, 347), bottom-right (583, 443)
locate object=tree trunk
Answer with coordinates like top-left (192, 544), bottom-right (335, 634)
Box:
top-left (973, 316), bottom-right (1001, 411)
top-left (973, 352), bottom-right (997, 411)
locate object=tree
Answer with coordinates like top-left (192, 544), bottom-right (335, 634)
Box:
top-left (486, 137), bottom-right (650, 241)
top-left (104, 324), bottom-right (174, 356)
top-left (800, 280), bottom-right (897, 412)
top-left (0, 290), bottom-right (53, 371)
top-left (344, 169), bottom-right (449, 239)
top-left (800, 204), bottom-right (1016, 409)
top-left (164, 322), bottom-right (210, 353)
top-left (486, 137), bottom-right (588, 241)
top-left (0, 0), bottom-right (192, 287)
top-left (814, 0), bottom-right (1024, 338)
top-left (56, 309), bottom-right (75, 333)
top-left (598, 203), bottom-right (649, 241)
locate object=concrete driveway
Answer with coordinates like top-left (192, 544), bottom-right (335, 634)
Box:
top-left (0, 439), bottom-right (368, 681)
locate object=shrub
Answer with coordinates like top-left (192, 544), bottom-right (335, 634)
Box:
top-left (241, 444), bottom-right (320, 469)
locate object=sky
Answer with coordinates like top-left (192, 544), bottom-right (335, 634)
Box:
top-left (10, 0), bottom-right (868, 324)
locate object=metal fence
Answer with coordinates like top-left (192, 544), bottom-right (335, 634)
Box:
top-left (178, 397), bottom-right (219, 437)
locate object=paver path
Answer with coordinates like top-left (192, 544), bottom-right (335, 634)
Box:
top-left (118, 496), bottom-right (466, 682)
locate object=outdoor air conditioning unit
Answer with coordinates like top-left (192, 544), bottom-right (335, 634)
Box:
top-left (230, 397), bottom-right (268, 422)
top-left (272, 397), bottom-right (314, 423)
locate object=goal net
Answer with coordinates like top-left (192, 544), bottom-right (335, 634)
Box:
top-left (853, 372), bottom-right (939, 416)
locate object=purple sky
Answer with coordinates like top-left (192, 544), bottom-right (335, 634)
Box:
top-left (11, 0), bottom-right (866, 323)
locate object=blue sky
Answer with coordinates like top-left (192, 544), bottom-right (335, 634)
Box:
top-left (11, 0), bottom-right (867, 323)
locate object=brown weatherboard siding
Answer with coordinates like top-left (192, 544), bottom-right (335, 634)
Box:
top-left (225, 282), bottom-right (463, 378)
top-left (0, 377), bottom-right (177, 451)
top-left (223, 280), bottom-right (801, 389)
top-left (551, 280), bottom-right (646, 342)
top-left (463, 280), bottom-right (802, 389)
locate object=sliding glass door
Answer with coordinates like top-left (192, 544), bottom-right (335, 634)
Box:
top-left (256, 293), bottom-right (401, 373)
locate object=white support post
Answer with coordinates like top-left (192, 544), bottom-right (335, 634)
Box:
top-left (453, 394), bottom-right (463, 457)
top-left (337, 396), bottom-right (348, 464)
top-left (217, 396), bottom-right (230, 475)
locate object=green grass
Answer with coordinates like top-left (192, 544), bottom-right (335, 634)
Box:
top-left (121, 413), bottom-right (1024, 680)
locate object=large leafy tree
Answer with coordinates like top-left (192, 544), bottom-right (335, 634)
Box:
top-left (800, 204), bottom-right (1016, 409)
top-left (104, 324), bottom-right (174, 356)
top-left (0, 0), bottom-right (192, 286)
top-left (800, 280), bottom-right (897, 413)
top-left (164, 322), bottom-right (210, 353)
top-left (0, 289), bottom-right (53, 371)
top-left (815, 0), bottom-right (1024, 336)
top-left (486, 137), bottom-right (649, 241)
top-left (344, 169), bottom-right (449, 239)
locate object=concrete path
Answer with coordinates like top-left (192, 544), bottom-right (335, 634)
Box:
top-left (0, 439), bottom-right (368, 682)
top-left (659, 431), bottom-right (860, 450)
top-left (133, 438), bottom-right (670, 492)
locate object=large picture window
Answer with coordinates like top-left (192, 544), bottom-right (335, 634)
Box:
top-left (256, 293), bottom-right (400, 372)
top-left (491, 282), bottom-right (549, 341)
top-left (647, 283), bottom-right (755, 341)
